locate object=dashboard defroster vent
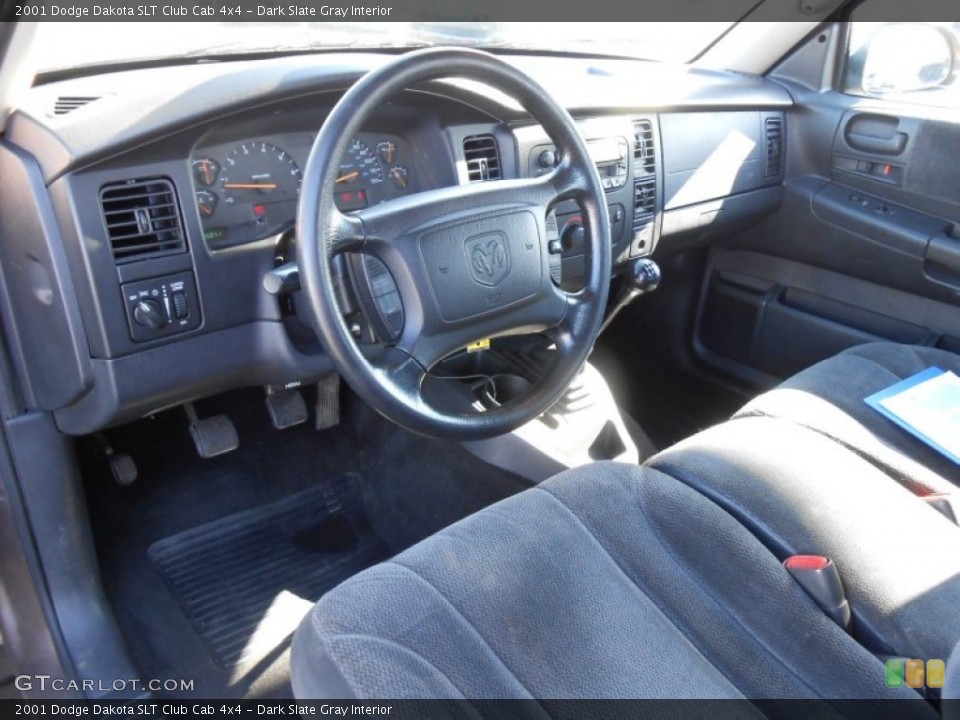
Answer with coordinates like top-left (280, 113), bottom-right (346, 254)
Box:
top-left (633, 119), bottom-right (656, 175)
top-left (53, 96), bottom-right (100, 115)
top-left (463, 134), bottom-right (501, 182)
top-left (765, 116), bottom-right (784, 178)
top-left (100, 178), bottom-right (186, 264)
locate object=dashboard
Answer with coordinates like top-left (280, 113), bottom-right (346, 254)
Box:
top-left (0, 52), bottom-right (791, 435)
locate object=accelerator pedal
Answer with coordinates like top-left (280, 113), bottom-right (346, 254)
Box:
top-left (185, 403), bottom-right (238, 459)
top-left (315, 373), bottom-right (341, 431)
top-left (265, 385), bottom-right (309, 430)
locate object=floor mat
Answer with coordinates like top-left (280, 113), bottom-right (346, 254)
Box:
top-left (148, 474), bottom-right (388, 669)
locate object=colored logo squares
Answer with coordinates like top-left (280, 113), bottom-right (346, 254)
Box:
top-left (927, 659), bottom-right (946, 689)
top-left (885, 659), bottom-right (903, 688)
top-left (885, 658), bottom-right (947, 688)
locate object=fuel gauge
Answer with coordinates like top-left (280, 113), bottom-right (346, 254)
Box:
top-left (196, 189), bottom-right (219, 219)
top-left (388, 165), bottom-right (409, 191)
top-left (377, 140), bottom-right (397, 164)
top-left (193, 157), bottom-right (220, 187)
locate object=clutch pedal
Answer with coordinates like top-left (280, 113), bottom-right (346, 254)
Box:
top-left (184, 403), bottom-right (239, 459)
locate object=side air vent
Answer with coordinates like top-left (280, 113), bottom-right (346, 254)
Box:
top-left (463, 135), bottom-right (501, 182)
top-left (53, 96), bottom-right (100, 115)
top-left (634, 178), bottom-right (656, 217)
top-left (100, 178), bottom-right (186, 264)
top-left (633, 119), bottom-right (656, 175)
top-left (765, 116), bottom-right (784, 178)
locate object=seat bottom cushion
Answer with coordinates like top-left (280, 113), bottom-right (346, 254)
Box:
top-left (648, 415), bottom-right (960, 664)
top-left (736, 342), bottom-right (960, 494)
top-left (292, 462), bottom-right (929, 711)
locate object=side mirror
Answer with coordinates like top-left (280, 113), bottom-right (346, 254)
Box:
top-left (862, 23), bottom-right (955, 95)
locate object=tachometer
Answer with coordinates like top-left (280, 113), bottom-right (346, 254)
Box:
top-left (220, 142), bottom-right (302, 206)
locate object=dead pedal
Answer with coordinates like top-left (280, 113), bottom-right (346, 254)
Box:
top-left (109, 453), bottom-right (138, 486)
top-left (265, 386), bottom-right (309, 430)
top-left (185, 403), bottom-right (238, 459)
top-left (315, 374), bottom-right (341, 431)
top-left (93, 433), bottom-right (138, 486)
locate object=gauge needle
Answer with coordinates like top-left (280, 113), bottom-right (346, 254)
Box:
top-left (336, 171), bottom-right (359, 184)
top-left (201, 161), bottom-right (214, 185)
top-left (391, 169), bottom-right (407, 189)
top-left (223, 183), bottom-right (277, 190)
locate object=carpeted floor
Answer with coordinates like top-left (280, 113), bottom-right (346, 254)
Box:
top-left (81, 387), bottom-right (531, 700)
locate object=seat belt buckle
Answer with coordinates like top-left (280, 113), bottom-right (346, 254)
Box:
top-left (784, 555), bottom-right (851, 630)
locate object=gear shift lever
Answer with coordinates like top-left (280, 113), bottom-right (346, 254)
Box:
top-left (598, 258), bottom-right (661, 335)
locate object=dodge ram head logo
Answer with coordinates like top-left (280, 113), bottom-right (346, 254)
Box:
top-left (466, 232), bottom-right (510, 287)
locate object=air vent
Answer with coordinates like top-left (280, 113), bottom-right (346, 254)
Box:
top-left (765, 116), bottom-right (784, 178)
top-left (463, 135), bottom-right (501, 182)
top-left (100, 178), bottom-right (186, 264)
top-left (53, 96), bottom-right (100, 115)
top-left (634, 178), bottom-right (656, 219)
top-left (633, 119), bottom-right (656, 176)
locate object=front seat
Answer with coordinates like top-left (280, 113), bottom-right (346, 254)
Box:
top-left (290, 462), bottom-right (931, 713)
top-left (737, 342), bottom-right (960, 494)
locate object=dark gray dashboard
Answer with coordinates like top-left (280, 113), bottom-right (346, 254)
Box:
top-left (0, 51), bottom-right (791, 434)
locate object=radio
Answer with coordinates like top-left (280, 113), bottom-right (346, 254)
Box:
top-left (530, 136), bottom-right (629, 191)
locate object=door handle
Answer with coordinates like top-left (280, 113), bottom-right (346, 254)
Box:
top-left (927, 234), bottom-right (960, 275)
top-left (846, 131), bottom-right (907, 156)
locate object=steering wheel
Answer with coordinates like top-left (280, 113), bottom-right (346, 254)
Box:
top-left (296, 47), bottom-right (611, 441)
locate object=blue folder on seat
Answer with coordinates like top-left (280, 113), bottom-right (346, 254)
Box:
top-left (865, 366), bottom-right (960, 467)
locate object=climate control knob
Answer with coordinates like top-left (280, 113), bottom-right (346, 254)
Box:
top-left (133, 299), bottom-right (165, 329)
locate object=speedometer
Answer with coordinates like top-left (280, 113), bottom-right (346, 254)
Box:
top-left (336, 139), bottom-right (383, 189)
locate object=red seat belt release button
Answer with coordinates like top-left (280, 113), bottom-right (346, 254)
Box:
top-left (784, 555), bottom-right (851, 630)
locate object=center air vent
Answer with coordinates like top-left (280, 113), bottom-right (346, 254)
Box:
top-left (634, 178), bottom-right (657, 217)
top-left (463, 135), bottom-right (501, 182)
top-left (100, 178), bottom-right (186, 264)
top-left (633, 119), bottom-right (656, 176)
top-left (53, 96), bottom-right (100, 115)
top-left (765, 116), bottom-right (784, 177)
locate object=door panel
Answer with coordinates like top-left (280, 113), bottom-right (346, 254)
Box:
top-left (692, 27), bottom-right (960, 388)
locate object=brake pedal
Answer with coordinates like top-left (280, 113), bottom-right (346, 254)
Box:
top-left (184, 403), bottom-right (238, 459)
top-left (265, 385), bottom-right (308, 430)
top-left (315, 373), bottom-right (341, 431)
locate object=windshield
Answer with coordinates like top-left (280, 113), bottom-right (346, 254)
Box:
top-left (29, 22), bottom-right (736, 73)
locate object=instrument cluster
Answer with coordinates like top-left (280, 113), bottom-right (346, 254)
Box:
top-left (191, 131), bottom-right (420, 249)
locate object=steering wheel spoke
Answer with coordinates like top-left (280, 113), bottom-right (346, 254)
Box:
top-left (325, 209), bottom-right (366, 257)
top-left (545, 155), bottom-right (591, 205)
